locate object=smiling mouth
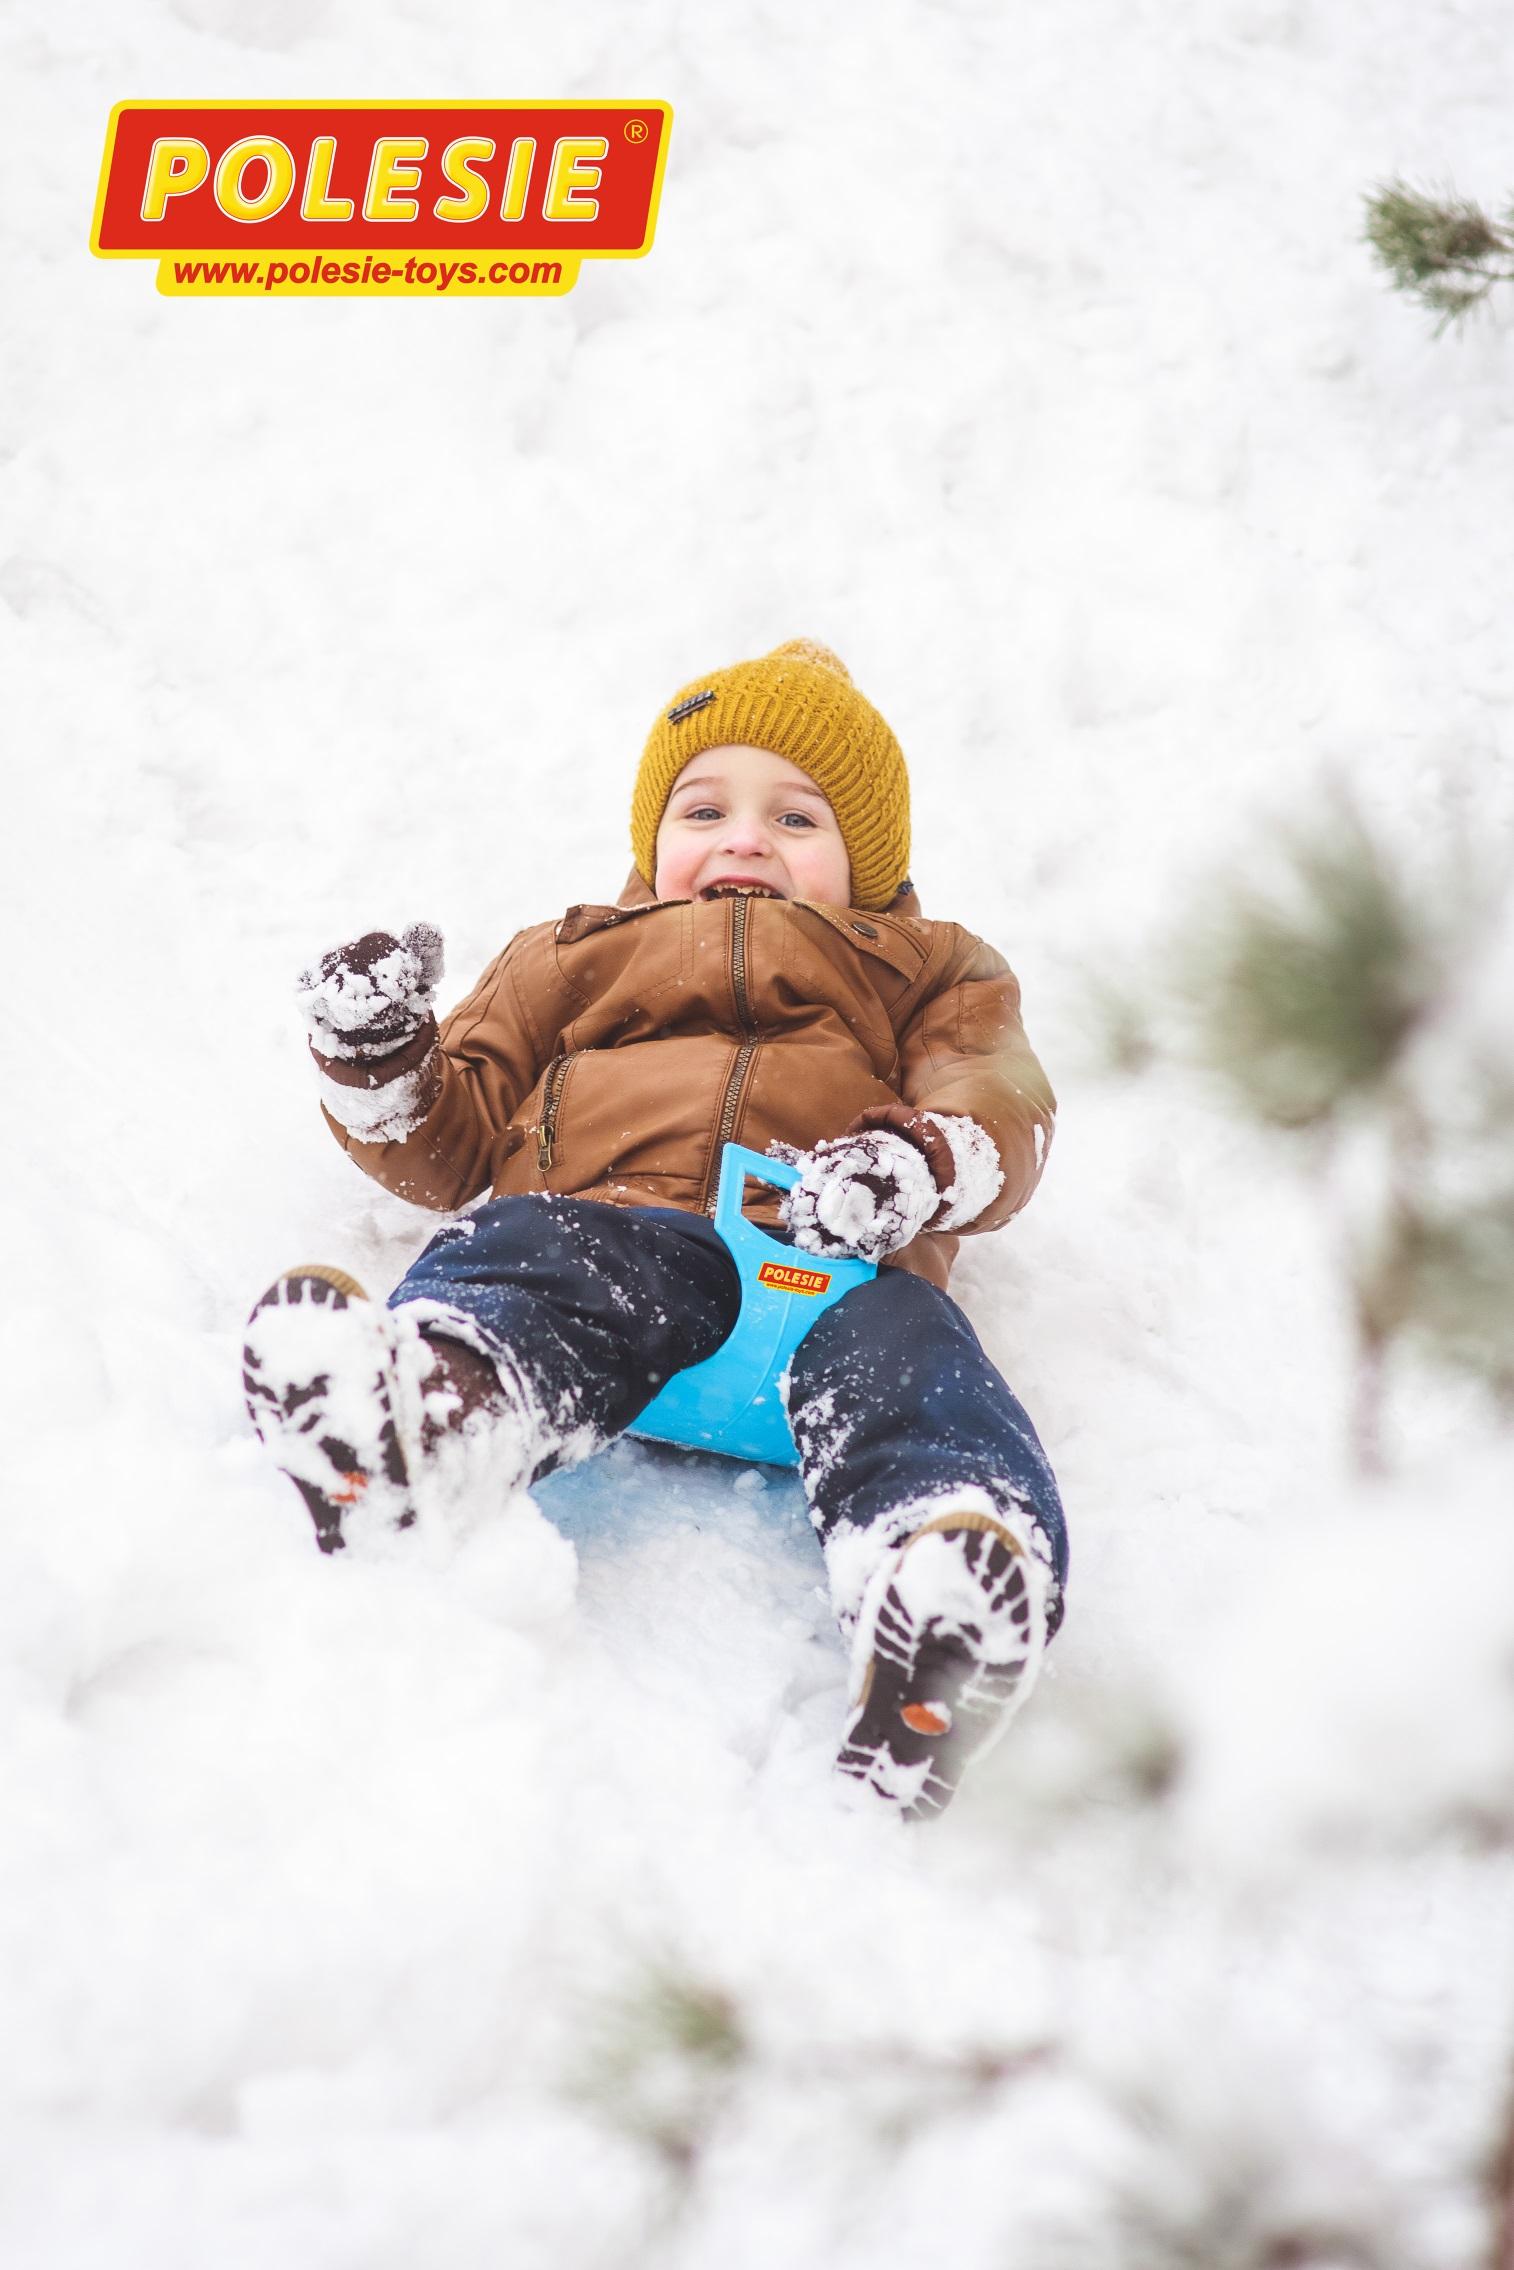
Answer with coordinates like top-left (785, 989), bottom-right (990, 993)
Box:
top-left (699, 880), bottom-right (784, 901)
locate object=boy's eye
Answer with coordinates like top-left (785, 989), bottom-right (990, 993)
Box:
top-left (673, 802), bottom-right (819, 828)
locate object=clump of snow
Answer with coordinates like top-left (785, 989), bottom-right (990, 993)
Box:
top-left (883, 1514), bottom-right (1048, 1664)
top-left (825, 1483), bottom-right (1058, 1644)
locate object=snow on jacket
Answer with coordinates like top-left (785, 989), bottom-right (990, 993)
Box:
top-left (310, 876), bottom-right (1056, 1291)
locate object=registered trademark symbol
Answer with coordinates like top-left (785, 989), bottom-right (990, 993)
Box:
top-left (624, 119), bottom-right (649, 143)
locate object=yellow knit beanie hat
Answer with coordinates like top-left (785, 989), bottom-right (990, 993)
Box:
top-left (631, 638), bottom-right (911, 912)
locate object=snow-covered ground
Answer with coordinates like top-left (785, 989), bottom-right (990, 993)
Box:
top-left (5, 2), bottom-right (1514, 2263)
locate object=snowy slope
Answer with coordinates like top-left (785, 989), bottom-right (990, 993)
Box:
top-left (5, 0), bottom-right (1514, 2263)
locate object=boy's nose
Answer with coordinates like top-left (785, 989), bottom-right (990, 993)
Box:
top-left (719, 818), bottom-right (772, 857)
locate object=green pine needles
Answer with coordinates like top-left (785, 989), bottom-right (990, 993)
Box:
top-left (1364, 178), bottom-right (1514, 332)
top-left (1101, 786), bottom-right (1514, 1467)
top-left (1185, 796), bottom-right (1447, 1132)
top-left (576, 1967), bottom-right (748, 2176)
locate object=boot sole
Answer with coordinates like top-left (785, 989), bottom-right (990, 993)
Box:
top-left (837, 1516), bottom-right (1044, 1820)
top-left (242, 1267), bottom-right (414, 1554)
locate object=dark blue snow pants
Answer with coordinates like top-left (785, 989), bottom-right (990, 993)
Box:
top-left (389, 1194), bottom-right (1067, 1633)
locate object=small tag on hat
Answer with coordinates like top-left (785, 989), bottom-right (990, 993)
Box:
top-left (667, 689), bottom-right (715, 724)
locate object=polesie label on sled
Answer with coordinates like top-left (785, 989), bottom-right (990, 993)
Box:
top-left (91, 101), bottom-right (672, 297)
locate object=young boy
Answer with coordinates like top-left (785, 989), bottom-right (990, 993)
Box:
top-left (243, 639), bottom-right (1066, 1819)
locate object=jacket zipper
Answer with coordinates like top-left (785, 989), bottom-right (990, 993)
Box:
top-left (535, 1053), bottom-right (574, 1172)
top-left (730, 887), bottom-right (753, 1027)
top-left (702, 893), bottom-right (758, 1212)
top-left (708, 1040), bottom-right (757, 1196)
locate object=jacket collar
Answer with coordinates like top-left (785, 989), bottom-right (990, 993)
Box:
top-left (615, 865), bottom-right (923, 918)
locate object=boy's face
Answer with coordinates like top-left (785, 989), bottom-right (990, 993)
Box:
top-left (653, 744), bottom-right (852, 906)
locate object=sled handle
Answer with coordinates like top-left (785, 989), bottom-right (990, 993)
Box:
top-left (629, 1141), bottom-right (874, 1468)
top-left (712, 1144), bottom-right (800, 1252)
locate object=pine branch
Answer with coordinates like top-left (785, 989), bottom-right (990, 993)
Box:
top-left (1097, 782), bottom-right (1514, 1464)
top-left (577, 1968), bottom-right (748, 2175)
top-left (1173, 788), bottom-right (1452, 1132)
top-left (1364, 178), bottom-right (1514, 333)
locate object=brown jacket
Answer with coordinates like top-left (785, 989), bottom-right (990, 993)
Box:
top-left (315, 877), bottom-right (1055, 1290)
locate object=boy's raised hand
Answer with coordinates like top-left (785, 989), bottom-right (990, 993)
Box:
top-left (777, 1127), bottom-right (942, 1263)
top-left (295, 923), bottom-right (445, 1060)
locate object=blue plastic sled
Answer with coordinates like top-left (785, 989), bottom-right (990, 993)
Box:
top-left (629, 1143), bottom-right (876, 1467)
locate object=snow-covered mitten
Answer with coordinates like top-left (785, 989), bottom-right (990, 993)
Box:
top-left (242, 1268), bottom-right (514, 1553)
top-left (295, 923), bottom-right (444, 1061)
top-left (845, 1107), bottom-right (1007, 1234)
top-left (779, 1128), bottom-right (941, 1262)
top-left (837, 1506), bottom-right (1049, 1820)
top-left (296, 925), bottom-right (445, 1144)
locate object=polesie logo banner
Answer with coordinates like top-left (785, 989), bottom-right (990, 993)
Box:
top-left (91, 101), bottom-right (672, 297)
top-left (756, 1261), bottom-right (833, 1298)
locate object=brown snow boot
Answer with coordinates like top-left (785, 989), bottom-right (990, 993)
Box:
top-left (836, 1507), bottom-right (1049, 1820)
top-left (242, 1267), bottom-right (513, 1553)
